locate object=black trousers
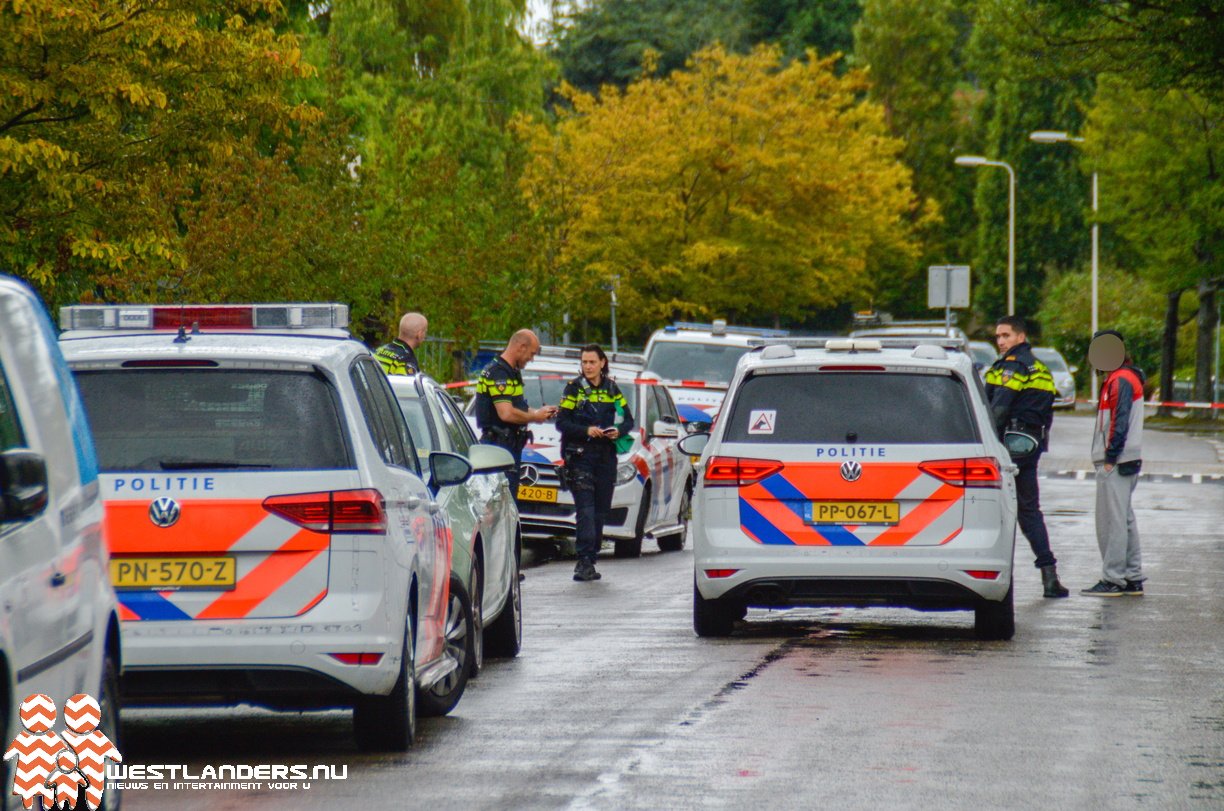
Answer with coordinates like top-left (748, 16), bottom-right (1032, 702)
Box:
top-left (1016, 453), bottom-right (1056, 569)
top-left (570, 446), bottom-right (616, 565)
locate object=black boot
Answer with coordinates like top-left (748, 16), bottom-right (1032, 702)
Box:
top-left (1041, 565), bottom-right (1069, 598)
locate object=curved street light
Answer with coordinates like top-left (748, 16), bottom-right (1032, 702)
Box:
top-left (955, 155), bottom-right (1017, 316)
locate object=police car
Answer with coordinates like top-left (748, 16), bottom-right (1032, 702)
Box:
top-left (388, 373), bottom-right (523, 686)
top-left (59, 303), bottom-right (473, 751)
top-left (465, 347), bottom-right (692, 558)
top-left (1, 278), bottom-right (121, 806)
top-left (679, 338), bottom-right (1019, 641)
top-left (643, 321), bottom-right (790, 428)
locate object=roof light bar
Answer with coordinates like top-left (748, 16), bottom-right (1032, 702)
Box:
top-left (60, 303), bottom-right (350, 331)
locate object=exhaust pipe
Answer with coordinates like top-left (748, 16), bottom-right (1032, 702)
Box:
top-left (745, 582), bottom-right (788, 607)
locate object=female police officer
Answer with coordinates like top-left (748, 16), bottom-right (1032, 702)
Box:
top-left (556, 344), bottom-right (635, 582)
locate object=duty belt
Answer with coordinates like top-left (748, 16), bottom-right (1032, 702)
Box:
top-left (481, 426), bottom-right (528, 447)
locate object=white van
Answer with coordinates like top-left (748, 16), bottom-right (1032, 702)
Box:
top-left (0, 277), bottom-right (121, 804)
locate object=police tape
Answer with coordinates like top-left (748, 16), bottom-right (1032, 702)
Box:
top-left (1075, 398), bottom-right (1224, 410)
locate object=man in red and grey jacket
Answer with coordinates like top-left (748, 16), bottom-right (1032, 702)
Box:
top-left (1083, 329), bottom-right (1146, 597)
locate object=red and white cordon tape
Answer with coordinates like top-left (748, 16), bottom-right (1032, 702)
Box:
top-left (1076, 398), bottom-right (1224, 410)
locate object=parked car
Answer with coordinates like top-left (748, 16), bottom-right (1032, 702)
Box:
top-left (388, 373), bottom-right (523, 693)
top-left (681, 338), bottom-right (1019, 641)
top-left (1031, 347), bottom-right (1078, 408)
top-left (466, 346), bottom-right (692, 558)
top-left (967, 340), bottom-right (996, 373)
top-left (1, 277), bottom-right (121, 804)
top-left (60, 303), bottom-right (472, 751)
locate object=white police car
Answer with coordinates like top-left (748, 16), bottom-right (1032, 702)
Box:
top-left (680, 338), bottom-right (1019, 641)
top-left (59, 304), bottom-right (472, 751)
top-left (1, 277), bottom-right (121, 806)
top-left (643, 321), bottom-right (790, 428)
top-left (465, 347), bottom-right (692, 558)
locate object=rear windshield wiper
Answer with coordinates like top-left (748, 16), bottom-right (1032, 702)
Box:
top-left (157, 459), bottom-right (273, 470)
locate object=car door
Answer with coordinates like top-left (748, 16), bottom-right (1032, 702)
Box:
top-left (349, 360), bottom-right (447, 667)
top-left (426, 385), bottom-right (477, 569)
top-left (637, 382), bottom-right (669, 528)
top-left (653, 384), bottom-right (688, 518)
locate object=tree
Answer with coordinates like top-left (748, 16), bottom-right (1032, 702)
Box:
top-left (0, 0), bottom-right (317, 306)
top-left (515, 45), bottom-right (924, 339)
top-left (1084, 76), bottom-right (1223, 403)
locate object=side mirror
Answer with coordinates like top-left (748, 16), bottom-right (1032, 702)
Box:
top-left (0, 449), bottom-right (49, 521)
top-left (468, 443), bottom-right (515, 474)
top-left (429, 451), bottom-right (473, 490)
top-left (677, 432), bottom-right (710, 457)
top-left (650, 419), bottom-right (680, 439)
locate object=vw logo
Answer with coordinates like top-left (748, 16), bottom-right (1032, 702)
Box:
top-left (839, 460), bottom-right (863, 483)
top-left (519, 464), bottom-right (540, 487)
top-left (148, 497), bottom-right (181, 528)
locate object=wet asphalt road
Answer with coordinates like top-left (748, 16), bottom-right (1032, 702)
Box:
top-left (116, 422), bottom-right (1224, 810)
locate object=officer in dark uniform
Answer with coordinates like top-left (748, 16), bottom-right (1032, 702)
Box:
top-left (473, 329), bottom-right (556, 498)
top-left (556, 344), bottom-right (636, 582)
top-left (985, 315), bottom-right (1069, 598)
top-left (375, 312), bottom-right (427, 375)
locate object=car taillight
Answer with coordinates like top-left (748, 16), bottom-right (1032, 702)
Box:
top-left (704, 569), bottom-right (740, 579)
top-left (704, 457), bottom-right (784, 487)
top-left (964, 570), bottom-right (1001, 580)
top-left (918, 458), bottom-right (1001, 488)
top-left (263, 489), bottom-right (388, 534)
top-left (329, 653), bottom-right (385, 665)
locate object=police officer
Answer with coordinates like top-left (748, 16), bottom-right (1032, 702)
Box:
top-left (473, 329), bottom-right (556, 499)
top-left (985, 315), bottom-right (1069, 598)
top-left (556, 344), bottom-right (635, 582)
top-left (375, 312), bottom-right (427, 375)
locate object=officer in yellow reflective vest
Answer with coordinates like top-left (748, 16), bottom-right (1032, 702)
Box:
top-left (375, 312), bottom-right (427, 375)
top-left (985, 315), bottom-right (1068, 598)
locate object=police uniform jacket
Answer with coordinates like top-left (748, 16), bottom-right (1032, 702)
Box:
top-left (474, 356), bottom-right (528, 435)
top-left (374, 339), bottom-right (420, 376)
top-left (984, 341), bottom-right (1056, 442)
top-left (556, 374), bottom-right (636, 455)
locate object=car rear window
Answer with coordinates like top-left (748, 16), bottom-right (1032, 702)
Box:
top-left (645, 343), bottom-right (748, 384)
top-left (75, 370), bottom-right (352, 471)
top-left (723, 371), bottom-right (980, 444)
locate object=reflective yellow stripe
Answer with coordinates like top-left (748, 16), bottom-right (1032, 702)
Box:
top-left (559, 395), bottom-right (578, 409)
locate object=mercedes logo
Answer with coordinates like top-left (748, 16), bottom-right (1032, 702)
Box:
top-left (148, 497), bottom-right (181, 528)
top-left (839, 460), bottom-right (863, 483)
top-left (519, 464), bottom-right (540, 487)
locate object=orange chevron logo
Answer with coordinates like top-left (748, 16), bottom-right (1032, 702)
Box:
top-left (5, 693), bottom-right (121, 811)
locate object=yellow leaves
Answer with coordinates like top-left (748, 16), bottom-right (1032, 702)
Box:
top-left (114, 83), bottom-right (168, 109)
top-left (0, 137), bottom-right (78, 173)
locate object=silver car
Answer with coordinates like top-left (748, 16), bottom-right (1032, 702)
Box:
top-left (1032, 347), bottom-right (1078, 408)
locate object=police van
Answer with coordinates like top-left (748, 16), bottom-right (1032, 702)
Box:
top-left (643, 321), bottom-right (790, 428)
top-left (59, 304), bottom-right (473, 750)
top-left (1, 277), bottom-right (121, 804)
top-left (680, 338), bottom-right (1019, 641)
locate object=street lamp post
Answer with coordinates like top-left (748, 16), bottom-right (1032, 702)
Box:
top-left (1030, 130), bottom-right (1098, 401)
top-left (955, 155), bottom-right (1016, 316)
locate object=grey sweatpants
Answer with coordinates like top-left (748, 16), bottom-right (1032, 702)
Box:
top-left (1094, 464), bottom-right (1143, 586)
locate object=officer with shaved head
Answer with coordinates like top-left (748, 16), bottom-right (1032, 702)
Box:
top-left (375, 312), bottom-right (428, 376)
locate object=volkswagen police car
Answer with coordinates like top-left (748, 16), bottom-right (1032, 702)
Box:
top-left (679, 338), bottom-right (1019, 641)
top-left (643, 321), bottom-right (790, 428)
top-left (59, 303), bottom-right (474, 751)
top-left (465, 347), bottom-right (692, 558)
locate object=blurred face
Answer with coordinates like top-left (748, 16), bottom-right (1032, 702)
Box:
top-left (995, 324), bottom-right (1025, 354)
top-left (580, 351), bottom-right (603, 382)
top-left (514, 337), bottom-right (541, 370)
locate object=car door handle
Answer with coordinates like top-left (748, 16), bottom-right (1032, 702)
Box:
top-left (50, 572), bottom-right (67, 588)
top-left (405, 497), bottom-right (422, 510)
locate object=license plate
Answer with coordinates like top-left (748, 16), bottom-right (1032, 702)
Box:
top-left (805, 501), bottom-right (900, 525)
top-left (110, 557), bottom-right (236, 590)
top-left (517, 485), bottom-right (558, 503)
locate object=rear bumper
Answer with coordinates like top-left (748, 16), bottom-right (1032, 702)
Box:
top-left (518, 480), bottom-right (642, 542)
top-left (701, 574), bottom-right (1002, 611)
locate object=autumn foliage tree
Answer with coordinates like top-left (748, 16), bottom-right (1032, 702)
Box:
top-left (516, 45), bottom-right (926, 339)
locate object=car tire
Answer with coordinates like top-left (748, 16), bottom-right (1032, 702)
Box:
top-left (974, 580), bottom-right (1016, 641)
top-left (657, 482), bottom-right (691, 553)
top-left (418, 574), bottom-right (472, 718)
top-left (468, 556), bottom-right (484, 679)
top-left (353, 615), bottom-right (416, 751)
top-left (614, 485), bottom-right (650, 558)
top-left (484, 556), bottom-right (521, 658)
top-left (693, 580), bottom-right (740, 638)
top-left (96, 646), bottom-right (122, 811)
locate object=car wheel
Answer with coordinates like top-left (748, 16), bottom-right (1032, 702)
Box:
top-left (96, 647), bottom-right (122, 811)
top-left (418, 574), bottom-right (472, 718)
top-left (353, 614), bottom-right (416, 751)
top-left (974, 579), bottom-right (1016, 641)
top-left (484, 555), bottom-right (521, 658)
top-left (657, 481), bottom-right (691, 553)
top-left (693, 580), bottom-right (740, 638)
top-left (468, 556), bottom-right (484, 679)
top-left (614, 485), bottom-right (650, 558)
